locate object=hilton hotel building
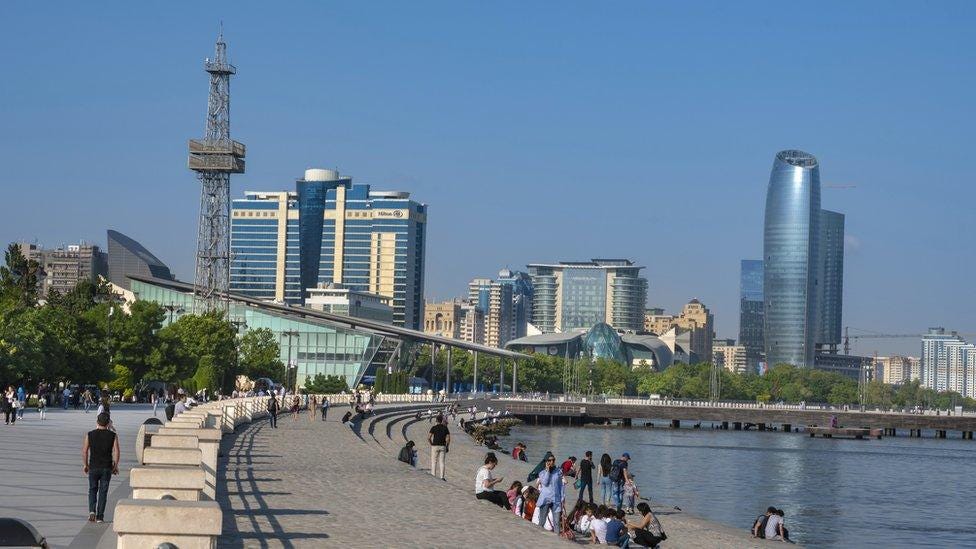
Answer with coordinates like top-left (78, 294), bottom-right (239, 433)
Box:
top-left (230, 168), bottom-right (427, 329)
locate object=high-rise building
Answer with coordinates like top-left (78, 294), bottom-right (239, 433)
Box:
top-left (497, 269), bottom-right (533, 339)
top-left (763, 150), bottom-right (822, 368)
top-left (459, 302), bottom-right (485, 344)
top-left (528, 259), bottom-right (647, 333)
top-left (713, 339), bottom-right (749, 374)
top-left (641, 299), bottom-right (714, 362)
top-left (305, 283), bottom-right (393, 324)
top-left (738, 259), bottom-right (764, 370)
top-left (106, 230), bottom-right (174, 290)
top-left (423, 300), bottom-right (463, 339)
top-left (468, 278), bottom-right (514, 348)
top-left (19, 242), bottom-right (108, 297)
top-left (230, 168), bottom-right (427, 329)
top-left (876, 355), bottom-right (921, 385)
top-left (920, 327), bottom-right (976, 395)
top-left (644, 308), bottom-right (675, 335)
top-left (816, 210), bottom-right (845, 352)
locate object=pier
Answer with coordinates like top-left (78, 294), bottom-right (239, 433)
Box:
top-left (496, 397), bottom-right (976, 439)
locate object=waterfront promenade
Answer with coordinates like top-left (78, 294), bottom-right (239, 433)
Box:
top-left (217, 403), bottom-right (768, 548)
top-left (0, 404), bottom-right (156, 548)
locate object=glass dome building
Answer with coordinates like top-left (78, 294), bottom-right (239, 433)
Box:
top-left (763, 150), bottom-right (821, 368)
top-left (583, 323), bottom-right (628, 364)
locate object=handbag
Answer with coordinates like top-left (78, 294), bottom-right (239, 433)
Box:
top-left (573, 478), bottom-right (582, 490)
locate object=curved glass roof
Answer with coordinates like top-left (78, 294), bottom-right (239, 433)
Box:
top-left (583, 322), bottom-right (627, 364)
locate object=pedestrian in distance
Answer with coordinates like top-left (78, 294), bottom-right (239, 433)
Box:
top-left (291, 395), bottom-right (301, 421)
top-left (82, 412), bottom-right (120, 523)
top-left (428, 414), bottom-right (450, 480)
top-left (577, 450), bottom-right (596, 504)
top-left (609, 453), bottom-right (632, 512)
top-left (37, 395), bottom-right (47, 420)
top-left (321, 397), bottom-right (330, 421)
top-left (267, 394), bottom-right (280, 428)
top-left (3, 386), bottom-right (15, 425)
top-left (599, 453), bottom-right (613, 505)
top-left (151, 391), bottom-right (158, 416)
top-left (16, 385), bottom-right (26, 419)
top-left (308, 395), bottom-right (317, 423)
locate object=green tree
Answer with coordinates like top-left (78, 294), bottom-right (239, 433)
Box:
top-left (0, 243), bottom-right (42, 308)
top-left (304, 373), bottom-right (349, 393)
top-left (238, 328), bottom-right (285, 381)
top-left (164, 312), bottom-right (239, 393)
top-left (111, 300), bottom-right (166, 382)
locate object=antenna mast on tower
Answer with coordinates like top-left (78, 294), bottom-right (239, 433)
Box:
top-left (188, 28), bottom-right (245, 313)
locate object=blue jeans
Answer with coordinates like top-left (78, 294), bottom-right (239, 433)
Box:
top-left (600, 477), bottom-right (612, 504)
top-left (536, 500), bottom-right (561, 531)
top-left (88, 468), bottom-right (112, 519)
top-left (577, 478), bottom-right (594, 503)
top-left (613, 481), bottom-right (624, 511)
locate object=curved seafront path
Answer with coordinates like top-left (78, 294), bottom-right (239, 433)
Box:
top-left (216, 403), bottom-right (772, 548)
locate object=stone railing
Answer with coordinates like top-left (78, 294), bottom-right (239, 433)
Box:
top-left (114, 396), bottom-right (270, 548)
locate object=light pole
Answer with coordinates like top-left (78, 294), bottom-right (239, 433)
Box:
top-left (282, 330), bottom-right (299, 394)
top-left (163, 304), bottom-right (186, 325)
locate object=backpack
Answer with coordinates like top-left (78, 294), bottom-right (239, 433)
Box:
top-left (608, 459), bottom-right (624, 483)
top-left (752, 514), bottom-right (768, 538)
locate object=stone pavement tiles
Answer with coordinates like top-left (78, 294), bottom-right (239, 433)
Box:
top-left (0, 404), bottom-right (161, 549)
top-left (216, 408), bottom-right (568, 548)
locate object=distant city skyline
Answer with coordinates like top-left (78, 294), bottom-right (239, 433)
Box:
top-left (2, 2), bottom-right (974, 356)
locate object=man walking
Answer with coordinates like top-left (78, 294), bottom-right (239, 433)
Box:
top-left (537, 454), bottom-right (564, 530)
top-left (82, 413), bottom-right (120, 523)
top-left (427, 414), bottom-right (450, 480)
top-left (610, 452), bottom-right (632, 512)
top-left (268, 394), bottom-right (279, 428)
top-left (577, 450), bottom-right (596, 503)
top-left (320, 397), bottom-right (329, 421)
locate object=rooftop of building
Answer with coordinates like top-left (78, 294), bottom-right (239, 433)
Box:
top-left (776, 149), bottom-right (818, 168)
top-left (528, 258), bottom-right (643, 269)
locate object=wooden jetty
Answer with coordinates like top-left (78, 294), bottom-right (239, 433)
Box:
top-left (808, 426), bottom-right (883, 439)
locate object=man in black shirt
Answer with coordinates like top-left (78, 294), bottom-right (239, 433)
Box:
top-left (577, 450), bottom-right (596, 503)
top-left (81, 413), bottom-right (120, 522)
top-left (427, 414), bottom-right (450, 480)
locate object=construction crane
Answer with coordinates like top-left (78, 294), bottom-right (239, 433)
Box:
top-left (843, 327), bottom-right (976, 355)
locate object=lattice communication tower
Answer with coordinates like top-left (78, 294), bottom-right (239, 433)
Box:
top-left (188, 30), bottom-right (245, 313)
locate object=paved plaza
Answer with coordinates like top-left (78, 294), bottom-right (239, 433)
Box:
top-left (0, 404), bottom-right (161, 548)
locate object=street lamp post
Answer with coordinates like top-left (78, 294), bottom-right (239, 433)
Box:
top-left (282, 330), bottom-right (299, 394)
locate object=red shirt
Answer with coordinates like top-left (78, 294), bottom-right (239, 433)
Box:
top-left (561, 460), bottom-right (575, 475)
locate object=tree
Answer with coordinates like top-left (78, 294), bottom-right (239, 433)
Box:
top-left (0, 244), bottom-right (41, 308)
top-left (304, 373), bottom-right (349, 393)
top-left (238, 328), bottom-right (285, 381)
top-left (163, 312), bottom-right (239, 393)
top-left (111, 300), bottom-right (166, 382)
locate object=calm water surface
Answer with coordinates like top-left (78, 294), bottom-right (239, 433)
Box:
top-left (505, 425), bottom-right (976, 548)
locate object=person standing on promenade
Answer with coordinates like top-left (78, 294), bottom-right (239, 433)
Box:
top-left (321, 397), bottom-right (330, 421)
top-left (3, 386), bottom-right (16, 425)
top-left (82, 413), bottom-right (119, 523)
top-left (577, 450), bottom-right (596, 504)
top-left (267, 394), bottom-right (279, 429)
top-left (308, 395), bottom-right (317, 423)
top-left (428, 414), bottom-right (450, 480)
top-left (150, 391), bottom-right (158, 416)
top-left (62, 386), bottom-right (71, 410)
top-left (610, 453), bottom-right (632, 512)
top-left (83, 389), bottom-right (94, 413)
top-left (536, 454), bottom-right (564, 531)
top-left (16, 385), bottom-right (26, 419)
top-left (37, 394), bottom-right (47, 420)
top-left (599, 453), bottom-right (613, 504)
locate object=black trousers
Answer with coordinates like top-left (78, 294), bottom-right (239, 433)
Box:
top-left (577, 478), bottom-right (594, 503)
top-left (476, 490), bottom-right (511, 510)
top-left (631, 528), bottom-right (664, 547)
top-left (269, 410), bottom-right (278, 428)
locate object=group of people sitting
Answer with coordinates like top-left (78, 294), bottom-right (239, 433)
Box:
top-left (470, 450), bottom-right (666, 546)
top-left (751, 506), bottom-right (792, 542)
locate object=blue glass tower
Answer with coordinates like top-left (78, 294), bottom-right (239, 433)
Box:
top-left (738, 259), bottom-right (764, 370)
top-left (297, 169), bottom-right (350, 294)
top-left (763, 150), bottom-right (820, 368)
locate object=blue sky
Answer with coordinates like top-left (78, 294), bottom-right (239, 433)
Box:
top-left (1, 2), bottom-right (974, 355)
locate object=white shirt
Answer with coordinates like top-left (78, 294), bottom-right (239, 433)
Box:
top-left (475, 465), bottom-right (493, 494)
top-left (174, 401), bottom-right (187, 416)
top-left (765, 514), bottom-right (784, 539)
top-left (591, 517), bottom-right (608, 543)
top-left (578, 514), bottom-right (593, 533)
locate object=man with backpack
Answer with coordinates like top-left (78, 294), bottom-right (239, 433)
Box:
top-left (752, 506), bottom-right (775, 538)
top-left (608, 452), bottom-right (631, 512)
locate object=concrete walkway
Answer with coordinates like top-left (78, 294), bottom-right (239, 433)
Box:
top-left (0, 404), bottom-right (161, 549)
top-left (216, 405), bottom-right (567, 548)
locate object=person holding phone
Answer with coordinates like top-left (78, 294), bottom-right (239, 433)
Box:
top-left (474, 452), bottom-right (510, 509)
top-left (536, 454), bottom-right (564, 531)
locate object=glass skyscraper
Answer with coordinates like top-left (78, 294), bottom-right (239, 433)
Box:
top-left (816, 210), bottom-right (845, 352)
top-left (763, 150), bottom-right (821, 368)
top-left (738, 259), bottom-right (764, 370)
top-left (230, 168), bottom-right (427, 329)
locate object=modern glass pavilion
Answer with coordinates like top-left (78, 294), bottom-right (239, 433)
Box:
top-left (129, 275), bottom-right (526, 392)
top-left (763, 150), bottom-right (821, 368)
